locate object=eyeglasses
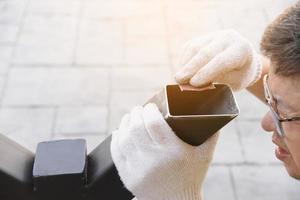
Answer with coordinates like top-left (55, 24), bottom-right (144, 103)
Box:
top-left (263, 74), bottom-right (300, 137)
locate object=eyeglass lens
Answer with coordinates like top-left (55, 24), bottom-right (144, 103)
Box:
top-left (269, 107), bottom-right (284, 137)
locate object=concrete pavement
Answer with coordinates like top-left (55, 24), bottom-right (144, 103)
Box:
top-left (0, 0), bottom-right (299, 199)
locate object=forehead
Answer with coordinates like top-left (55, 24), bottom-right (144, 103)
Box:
top-left (268, 72), bottom-right (300, 112)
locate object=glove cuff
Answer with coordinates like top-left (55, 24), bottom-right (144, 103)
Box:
top-left (137, 186), bottom-right (202, 200)
top-left (164, 187), bottom-right (202, 200)
top-left (248, 50), bottom-right (263, 87)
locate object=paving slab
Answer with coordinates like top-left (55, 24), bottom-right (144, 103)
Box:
top-left (213, 120), bottom-right (245, 164)
top-left (124, 36), bottom-right (169, 66)
top-left (203, 166), bottom-right (236, 200)
top-left (3, 68), bottom-right (110, 106)
top-left (236, 120), bottom-right (280, 164)
top-left (55, 106), bottom-right (108, 135)
top-left (216, 3), bottom-right (268, 51)
top-left (0, 107), bottom-right (54, 152)
top-left (0, 45), bottom-right (12, 75)
top-left (0, 24), bottom-right (19, 44)
top-left (13, 14), bottom-right (77, 64)
top-left (125, 15), bottom-right (165, 37)
top-left (82, 0), bottom-right (163, 20)
top-left (232, 165), bottom-right (300, 200)
top-left (0, 0), bottom-right (28, 25)
top-left (76, 19), bottom-right (124, 65)
top-left (111, 67), bottom-right (172, 91)
top-left (27, 0), bottom-right (81, 16)
top-left (109, 91), bottom-right (154, 131)
top-left (165, 1), bottom-right (223, 58)
top-left (0, 75), bottom-right (5, 101)
top-left (234, 90), bottom-right (268, 120)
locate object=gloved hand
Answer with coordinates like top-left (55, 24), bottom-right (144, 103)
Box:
top-left (111, 103), bottom-right (219, 200)
top-left (175, 29), bottom-right (262, 91)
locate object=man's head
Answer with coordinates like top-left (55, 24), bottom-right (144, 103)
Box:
top-left (261, 2), bottom-right (300, 77)
top-left (260, 2), bottom-right (300, 180)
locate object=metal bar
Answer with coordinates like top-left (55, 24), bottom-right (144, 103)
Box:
top-left (86, 135), bottom-right (134, 200)
top-left (0, 134), bottom-right (34, 200)
top-left (32, 139), bottom-right (87, 200)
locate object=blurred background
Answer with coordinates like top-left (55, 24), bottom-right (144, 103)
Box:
top-left (0, 0), bottom-right (300, 199)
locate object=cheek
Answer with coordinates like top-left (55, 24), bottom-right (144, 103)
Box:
top-left (284, 125), bottom-right (300, 169)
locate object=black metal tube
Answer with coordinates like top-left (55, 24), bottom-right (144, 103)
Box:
top-left (86, 135), bottom-right (134, 200)
top-left (0, 134), bottom-right (34, 200)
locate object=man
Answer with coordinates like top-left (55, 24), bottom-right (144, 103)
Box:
top-left (111, 2), bottom-right (300, 199)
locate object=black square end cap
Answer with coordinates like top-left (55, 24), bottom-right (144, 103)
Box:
top-left (33, 139), bottom-right (87, 177)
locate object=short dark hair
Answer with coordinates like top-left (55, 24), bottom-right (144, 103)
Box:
top-left (260, 2), bottom-right (300, 76)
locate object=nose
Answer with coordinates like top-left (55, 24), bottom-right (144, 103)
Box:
top-left (261, 111), bottom-right (276, 132)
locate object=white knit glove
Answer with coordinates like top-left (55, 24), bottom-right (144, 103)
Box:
top-left (175, 29), bottom-right (262, 91)
top-left (111, 103), bottom-right (219, 200)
